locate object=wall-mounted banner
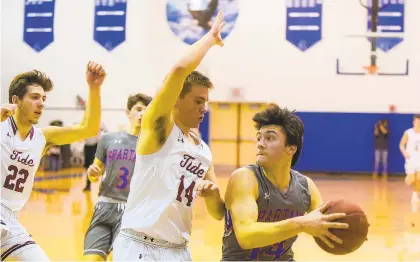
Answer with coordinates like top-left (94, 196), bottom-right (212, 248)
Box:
top-left (166, 0), bottom-right (239, 45)
top-left (367, 0), bottom-right (405, 52)
top-left (286, 0), bottom-right (323, 52)
top-left (94, 0), bottom-right (127, 51)
top-left (23, 0), bottom-right (56, 52)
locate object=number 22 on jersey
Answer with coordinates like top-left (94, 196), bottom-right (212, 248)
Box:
top-left (3, 165), bottom-right (29, 193)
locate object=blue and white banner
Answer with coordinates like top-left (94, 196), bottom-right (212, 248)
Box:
top-left (286, 0), bottom-right (323, 52)
top-left (94, 0), bottom-right (127, 51)
top-left (367, 0), bottom-right (405, 52)
top-left (23, 0), bottom-right (55, 52)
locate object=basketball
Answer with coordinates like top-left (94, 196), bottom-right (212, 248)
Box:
top-left (314, 200), bottom-right (369, 255)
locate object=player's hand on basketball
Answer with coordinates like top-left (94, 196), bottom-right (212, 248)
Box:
top-left (301, 202), bottom-right (349, 248)
top-left (86, 61), bottom-right (106, 89)
top-left (208, 10), bottom-right (226, 47)
top-left (195, 180), bottom-right (219, 197)
top-left (1, 104), bottom-right (17, 122)
top-left (87, 164), bottom-right (102, 182)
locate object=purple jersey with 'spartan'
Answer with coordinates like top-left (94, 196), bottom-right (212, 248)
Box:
top-left (222, 165), bottom-right (311, 261)
top-left (96, 132), bottom-right (138, 202)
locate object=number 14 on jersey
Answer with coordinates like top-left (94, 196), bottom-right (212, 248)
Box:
top-left (176, 175), bottom-right (196, 207)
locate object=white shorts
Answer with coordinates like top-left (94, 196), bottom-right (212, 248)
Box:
top-left (0, 204), bottom-right (49, 261)
top-left (405, 155), bottom-right (420, 174)
top-left (112, 229), bottom-right (192, 261)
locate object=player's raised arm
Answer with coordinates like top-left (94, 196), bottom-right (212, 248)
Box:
top-left (42, 61), bottom-right (105, 146)
top-left (225, 168), bottom-right (348, 250)
top-left (138, 11), bottom-right (225, 154)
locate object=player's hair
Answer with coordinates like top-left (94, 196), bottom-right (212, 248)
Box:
top-left (180, 71), bottom-right (213, 98)
top-left (9, 70), bottom-right (53, 103)
top-left (126, 93), bottom-right (152, 110)
top-left (252, 103), bottom-right (304, 167)
top-left (414, 114), bottom-right (420, 120)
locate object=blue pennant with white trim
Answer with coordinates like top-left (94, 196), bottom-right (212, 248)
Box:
top-left (23, 0), bottom-right (55, 52)
top-left (94, 0), bottom-right (127, 51)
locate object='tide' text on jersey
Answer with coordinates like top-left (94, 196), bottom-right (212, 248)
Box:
top-left (10, 150), bottom-right (35, 167)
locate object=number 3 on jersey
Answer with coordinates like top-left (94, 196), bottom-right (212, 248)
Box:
top-left (176, 175), bottom-right (195, 207)
top-left (115, 166), bottom-right (129, 189)
top-left (3, 165), bottom-right (29, 193)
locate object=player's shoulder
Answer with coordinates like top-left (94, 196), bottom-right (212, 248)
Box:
top-left (100, 131), bottom-right (124, 141)
top-left (32, 126), bottom-right (47, 143)
top-left (297, 171), bottom-right (317, 193)
top-left (228, 165), bottom-right (259, 186)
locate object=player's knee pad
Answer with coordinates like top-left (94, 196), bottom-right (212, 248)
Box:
top-left (7, 245), bottom-right (50, 261)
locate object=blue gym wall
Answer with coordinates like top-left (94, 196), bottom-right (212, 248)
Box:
top-left (293, 112), bottom-right (414, 174)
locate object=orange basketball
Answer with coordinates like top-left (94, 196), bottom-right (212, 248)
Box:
top-left (314, 200), bottom-right (369, 255)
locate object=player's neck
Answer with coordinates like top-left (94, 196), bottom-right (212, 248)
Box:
top-left (173, 117), bottom-right (190, 136)
top-left (127, 125), bottom-right (140, 137)
top-left (262, 162), bottom-right (291, 192)
top-left (413, 127), bottom-right (420, 133)
top-left (13, 112), bottom-right (33, 140)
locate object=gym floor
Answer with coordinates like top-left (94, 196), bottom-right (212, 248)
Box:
top-left (20, 168), bottom-right (418, 261)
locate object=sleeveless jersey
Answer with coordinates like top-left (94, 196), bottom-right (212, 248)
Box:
top-left (96, 132), bottom-right (138, 202)
top-left (1, 117), bottom-right (46, 212)
top-left (120, 124), bottom-right (212, 244)
top-left (405, 128), bottom-right (420, 157)
top-left (222, 165), bottom-right (311, 261)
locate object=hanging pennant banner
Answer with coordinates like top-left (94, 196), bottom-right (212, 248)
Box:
top-left (23, 0), bottom-right (56, 52)
top-left (94, 0), bottom-right (127, 51)
top-left (367, 0), bottom-right (405, 52)
top-left (286, 0), bottom-right (323, 52)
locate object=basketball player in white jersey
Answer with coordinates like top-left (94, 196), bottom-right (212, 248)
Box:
top-left (399, 114), bottom-right (420, 260)
top-left (399, 115), bottom-right (420, 212)
top-left (0, 61), bottom-right (106, 261)
top-left (112, 11), bottom-right (226, 261)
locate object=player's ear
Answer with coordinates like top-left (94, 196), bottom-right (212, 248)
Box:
top-left (288, 145), bottom-right (297, 155)
top-left (12, 95), bottom-right (20, 105)
top-left (125, 109), bottom-right (130, 117)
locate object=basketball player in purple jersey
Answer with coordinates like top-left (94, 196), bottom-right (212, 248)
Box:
top-left (222, 105), bottom-right (349, 261)
top-left (83, 93), bottom-right (152, 261)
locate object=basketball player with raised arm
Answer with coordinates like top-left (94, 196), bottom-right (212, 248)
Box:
top-left (222, 104), bottom-right (349, 261)
top-left (0, 62), bottom-right (106, 261)
top-left (112, 11), bottom-right (226, 261)
top-left (83, 93), bottom-right (152, 261)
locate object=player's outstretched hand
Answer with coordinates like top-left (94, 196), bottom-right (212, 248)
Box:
top-left (1, 104), bottom-right (17, 122)
top-left (299, 201), bottom-right (349, 248)
top-left (87, 163), bottom-right (102, 182)
top-left (195, 180), bottom-right (219, 197)
top-left (208, 10), bottom-right (226, 47)
top-left (86, 61), bottom-right (106, 89)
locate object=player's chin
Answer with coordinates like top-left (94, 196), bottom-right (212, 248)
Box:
top-left (256, 156), bottom-right (268, 166)
top-left (30, 118), bottom-right (39, 125)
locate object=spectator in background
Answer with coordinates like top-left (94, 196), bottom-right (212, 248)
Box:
top-left (373, 119), bottom-right (389, 177)
top-left (83, 122), bottom-right (107, 191)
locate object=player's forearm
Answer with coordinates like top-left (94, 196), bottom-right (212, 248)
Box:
top-left (236, 216), bottom-right (305, 249)
top-left (204, 193), bottom-right (225, 220)
top-left (174, 33), bottom-right (216, 75)
top-left (400, 145), bottom-right (407, 156)
top-left (80, 88), bottom-right (101, 137)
